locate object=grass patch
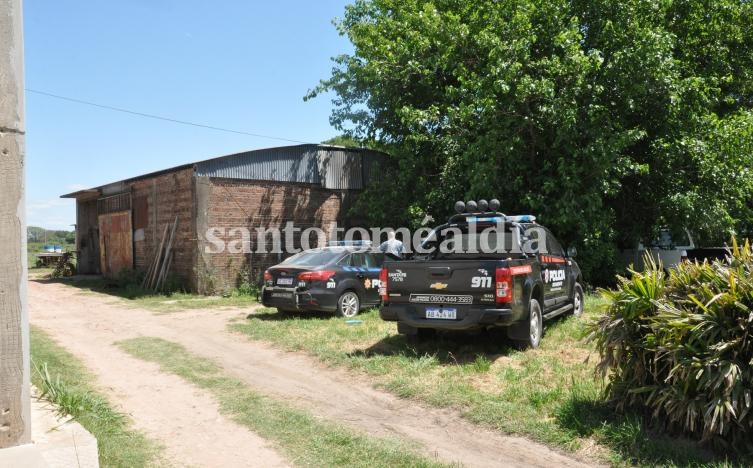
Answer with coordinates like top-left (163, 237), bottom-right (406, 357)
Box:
top-left (117, 336), bottom-right (445, 468)
top-left (229, 296), bottom-right (730, 467)
top-left (43, 276), bottom-right (259, 312)
top-left (30, 326), bottom-right (163, 467)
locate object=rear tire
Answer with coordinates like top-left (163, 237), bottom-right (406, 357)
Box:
top-left (572, 284), bottom-right (584, 317)
top-left (398, 322), bottom-right (435, 343)
top-left (509, 298), bottom-right (543, 349)
top-left (337, 290), bottom-right (360, 318)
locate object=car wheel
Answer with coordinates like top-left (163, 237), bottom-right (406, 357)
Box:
top-left (572, 284), bottom-right (584, 317)
top-left (337, 290), bottom-right (360, 318)
top-left (513, 298), bottom-right (542, 349)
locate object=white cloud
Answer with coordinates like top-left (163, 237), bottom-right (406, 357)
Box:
top-left (27, 198), bottom-right (76, 230)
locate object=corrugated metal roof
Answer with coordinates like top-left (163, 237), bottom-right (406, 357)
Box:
top-left (196, 144), bottom-right (388, 190)
top-left (195, 146), bottom-right (322, 184)
top-left (61, 144), bottom-right (390, 198)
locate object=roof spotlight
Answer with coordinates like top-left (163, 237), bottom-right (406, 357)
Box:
top-left (454, 201), bottom-right (466, 213)
top-left (489, 199), bottom-right (501, 212)
top-left (477, 199), bottom-right (489, 211)
top-left (466, 200), bottom-right (478, 212)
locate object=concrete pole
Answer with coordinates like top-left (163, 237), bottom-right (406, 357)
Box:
top-left (0, 0), bottom-right (30, 449)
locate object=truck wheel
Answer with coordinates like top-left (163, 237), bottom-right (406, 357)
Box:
top-left (337, 290), bottom-right (360, 318)
top-left (398, 323), bottom-right (435, 342)
top-left (509, 299), bottom-right (543, 349)
top-left (572, 284), bottom-right (584, 317)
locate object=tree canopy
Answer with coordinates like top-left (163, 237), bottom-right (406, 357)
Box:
top-left (307, 0), bottom-right (753, 284)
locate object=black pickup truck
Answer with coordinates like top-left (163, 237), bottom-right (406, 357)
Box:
top-left (379, 200), bottom-right (583, 348)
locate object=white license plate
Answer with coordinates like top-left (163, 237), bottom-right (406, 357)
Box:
top-left (426, 307), bottom-right (457, 320)
top-left (276, 277), bottom-right (294, 286)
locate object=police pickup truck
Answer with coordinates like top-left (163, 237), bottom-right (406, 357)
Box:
top-left (378, 199), bottom-right (583, 348)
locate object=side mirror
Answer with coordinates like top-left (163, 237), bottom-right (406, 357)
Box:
top-left (567, 246), bottom-right (578, 258)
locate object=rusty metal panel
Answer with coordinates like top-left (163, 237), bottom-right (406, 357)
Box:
top-left (98, 211), bottom-right (133, 277)
top-left (97, 193), bottom-right (131, 215)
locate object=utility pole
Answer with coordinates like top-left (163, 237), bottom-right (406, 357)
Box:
top-left (0, 0), bottom-right (31, 450)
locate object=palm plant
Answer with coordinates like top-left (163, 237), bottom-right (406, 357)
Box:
top-left (589, 241), bottom-right (753, 453)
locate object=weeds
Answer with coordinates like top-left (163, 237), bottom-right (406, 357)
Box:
top-left (30, 327), bottom-right (162, 467)
top-left (118, 336), bottom-right (445, 468)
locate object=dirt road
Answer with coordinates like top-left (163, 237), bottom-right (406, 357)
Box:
top-left (30, 280), bottom-right (596, 468)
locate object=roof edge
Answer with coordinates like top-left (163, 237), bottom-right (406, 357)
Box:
top-left (59, 144), bottom-right (390, 199)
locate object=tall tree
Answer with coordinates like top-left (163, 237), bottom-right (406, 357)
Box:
top-left (308, 0), bottom-right (753, 284)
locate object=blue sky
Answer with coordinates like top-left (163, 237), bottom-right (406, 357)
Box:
top-left (24, 0), bottom-right (352, 230)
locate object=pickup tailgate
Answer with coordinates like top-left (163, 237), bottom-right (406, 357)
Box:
top-left (384, 260), bottom-right (501, 305)
top-left (380, 259), bottom-right (533, 329)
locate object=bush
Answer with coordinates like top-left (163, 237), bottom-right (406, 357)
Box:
top-left (589, 241), bottom-right (753, 454)
top-left (230, 277), bottom-right (260, 298)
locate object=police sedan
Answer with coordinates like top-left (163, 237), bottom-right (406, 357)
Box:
top-left (261, 243), bottom-right (393, 317)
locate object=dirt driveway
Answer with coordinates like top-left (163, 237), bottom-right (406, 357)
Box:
top-left (29, 280), bottom-right (595, 468)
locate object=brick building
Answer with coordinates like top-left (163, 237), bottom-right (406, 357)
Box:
top-left (61, 144), bottom-right (387, 293)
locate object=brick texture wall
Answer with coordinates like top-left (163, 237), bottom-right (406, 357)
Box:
top-left (130, 168), bottom-right (195, 287)
top-left (196, 178), bottom-right (354, 293)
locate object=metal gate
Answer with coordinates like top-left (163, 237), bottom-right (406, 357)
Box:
top-left (97, 193), bottom-right (133, 277)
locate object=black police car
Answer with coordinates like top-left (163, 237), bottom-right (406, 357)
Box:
top-left (261, 243), bottom-right (392, 317)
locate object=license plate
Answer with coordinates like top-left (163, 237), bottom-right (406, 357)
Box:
top-left (426, 307), bottom-right (457, 320)
top-left (276, 277), bottom-right (294, 286)
top-left (271, 292), bottom-right (293, 299)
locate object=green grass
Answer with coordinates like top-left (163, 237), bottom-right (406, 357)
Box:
top-left (47, 276), bottom-right (259, 313)
top-left (117, 336), bottom-right (446, 468)
top-left (30, 326), bottom-right (163, 467)
top-left (229, 296), bottom-right (731, 467)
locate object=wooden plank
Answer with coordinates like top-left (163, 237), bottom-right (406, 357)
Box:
top-left (146, 223), bottom-right (169, 290)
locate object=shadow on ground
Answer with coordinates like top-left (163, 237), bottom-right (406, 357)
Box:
top-left (349, 328), bottom-right (518, 365)
top-left (247, 309), bottom-right (336, 321)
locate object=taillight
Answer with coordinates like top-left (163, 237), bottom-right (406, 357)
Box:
top-left (379, 267), bottom-right (388, 302)
top-left (298, 270), bottom-right (336, 282)
top-left (263, 270), bottom-right (272, 282)
top-left (495, 267), bottom-right (512, 303)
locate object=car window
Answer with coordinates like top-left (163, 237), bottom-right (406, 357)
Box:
top-left (431, 224), bottom-right (526, 260)
top-left (281, 250), bottom-right (342, 266)
top-left (337, 254), bottom-right (352, 266)
top-left (370, 252), bottom-right (385, 267)
top-left (362, 253), bottom-right (377, 268)
top-left (545, 231), bottom-right (565, 257)
top-left (350, 253), bottom-right (369, 268)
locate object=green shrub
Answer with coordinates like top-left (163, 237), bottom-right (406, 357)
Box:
top-left (589, 241), bottom-right (753, 454)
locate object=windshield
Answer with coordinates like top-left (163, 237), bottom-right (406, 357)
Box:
top-left (280, 250), bottom-right (343, 266)
top-left (422, 223), bottom-right (528, 260)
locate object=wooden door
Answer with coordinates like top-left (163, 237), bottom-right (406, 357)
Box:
top-left (98, 211), bottom-right (133, 277)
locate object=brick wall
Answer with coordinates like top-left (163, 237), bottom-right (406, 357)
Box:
top-left (195, 178), bottom-right (353, 293)
top-left (130, 168), bottom-right (195, 287)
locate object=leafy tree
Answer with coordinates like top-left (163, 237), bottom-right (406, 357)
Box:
top-left (322, 135), bottom-right (366, 147)
top-left (308, 0), bottom-right (753, 284)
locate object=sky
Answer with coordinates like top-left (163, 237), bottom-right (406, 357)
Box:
top-left (23, 0), bottom-right (352, 230)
